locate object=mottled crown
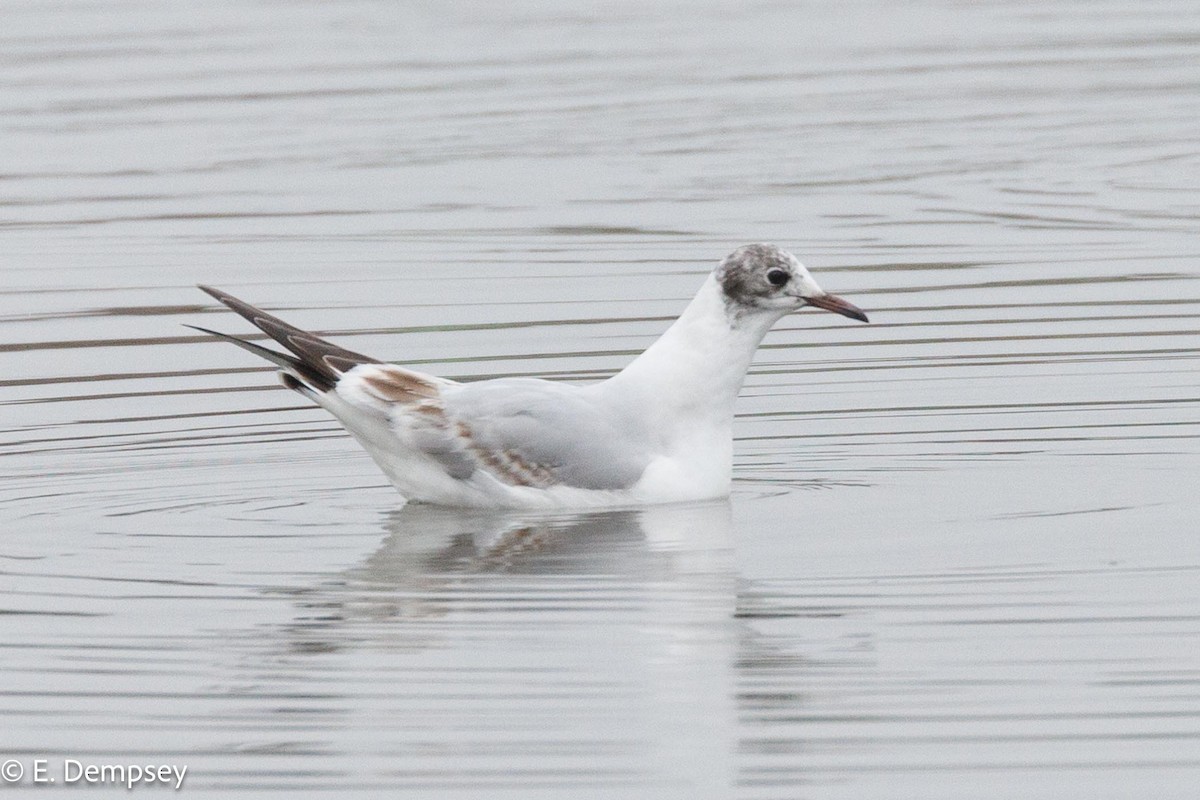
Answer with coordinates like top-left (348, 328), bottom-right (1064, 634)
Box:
top-left (715, 243), bottom-right (797, 306)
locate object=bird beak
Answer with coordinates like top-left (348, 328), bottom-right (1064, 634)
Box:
top-left (805, 293), bottom-right (869, 323)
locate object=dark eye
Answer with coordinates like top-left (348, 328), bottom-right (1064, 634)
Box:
top-left (766, 269), bottom-right (789, 287)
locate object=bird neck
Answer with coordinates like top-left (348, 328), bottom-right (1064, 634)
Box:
top-left (607, 275), bottom-right (783, 425)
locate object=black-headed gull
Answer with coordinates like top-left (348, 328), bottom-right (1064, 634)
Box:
top-left (192, 244), bottom-right (867, 508)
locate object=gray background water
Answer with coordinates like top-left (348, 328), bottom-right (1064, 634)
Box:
top-left (3, 0), bottom-right (1199, 797)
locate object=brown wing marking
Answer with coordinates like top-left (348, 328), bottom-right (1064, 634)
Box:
top-left (359, 365), bottom-right (442, 405)
top-left (453, 421), bottom-right (559, 488)
top-left (356, 366), bottom-right (559, 489)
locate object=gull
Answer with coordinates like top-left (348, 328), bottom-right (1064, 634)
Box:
top-left (191, 244), bottom-right (868, 508)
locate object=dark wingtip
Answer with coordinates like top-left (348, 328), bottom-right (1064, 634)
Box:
top-left (183, 324), bottom-right (334, 391)
top-left (194, 283), bottom-right (377, 387)
top-left (183, 322), bottom-right (218, 335)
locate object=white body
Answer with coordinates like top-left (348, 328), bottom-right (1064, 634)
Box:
top-left (318, 275), bottom-right (786, 508)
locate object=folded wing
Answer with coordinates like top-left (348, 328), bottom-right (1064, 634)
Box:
top-left (195, 287), bottom-right (649, 494)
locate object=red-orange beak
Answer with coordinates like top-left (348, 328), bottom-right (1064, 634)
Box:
top-left (805, 293), bottom-right (869, 323)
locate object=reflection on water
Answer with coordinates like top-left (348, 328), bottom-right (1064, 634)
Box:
top-left (284, 502), bottom-right (736, 646)
top-left (239, 503), bottom-right (741, 795)
top-left (2, 0), bottom-right (1199, 796)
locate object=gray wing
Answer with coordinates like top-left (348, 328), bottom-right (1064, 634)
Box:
top-left (191, 287), bottom-right (643, 492)
top-left (436, 378), bottom-right (652, 491)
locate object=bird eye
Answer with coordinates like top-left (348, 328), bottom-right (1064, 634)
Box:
top-left (766, 269), bottom-right (789, 287)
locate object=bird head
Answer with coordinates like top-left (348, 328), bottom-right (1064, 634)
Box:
top-left (715, 243), bottom-right (868, 323)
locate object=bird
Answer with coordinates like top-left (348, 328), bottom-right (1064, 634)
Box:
top-left (191, 244), bottom-right (868, 508)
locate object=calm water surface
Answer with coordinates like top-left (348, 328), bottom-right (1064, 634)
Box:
top-left (3, 1), bottom-right (1199, 797)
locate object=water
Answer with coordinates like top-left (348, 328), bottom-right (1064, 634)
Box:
top-left (3, 0), bottom-right (1199, 796)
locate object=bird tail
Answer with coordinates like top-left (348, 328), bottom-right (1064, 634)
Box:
top-left (191, 285), bottom-right (379, 393)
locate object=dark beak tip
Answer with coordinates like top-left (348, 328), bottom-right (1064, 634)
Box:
top-left (806, 293), bottom-right (870, 324)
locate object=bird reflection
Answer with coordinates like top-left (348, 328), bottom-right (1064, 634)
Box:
top-left (282, 500), bottom-right (738, 652)
top-left (249, 500), bottom-right (872, 795)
